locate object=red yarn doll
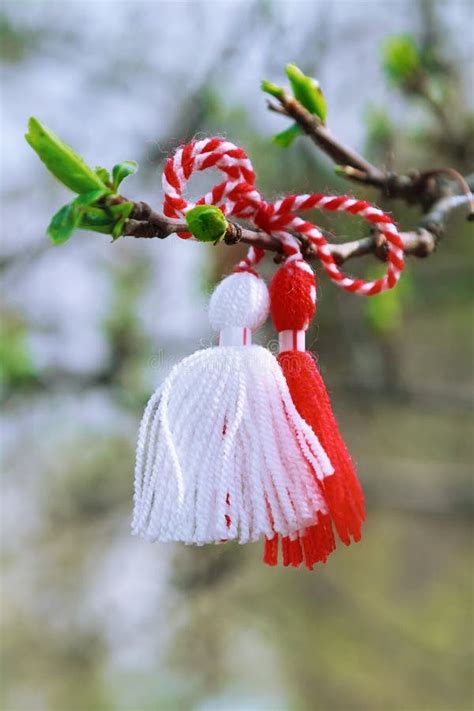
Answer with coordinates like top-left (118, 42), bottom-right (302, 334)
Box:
top-left (264, 259), bottom-right (365, 569)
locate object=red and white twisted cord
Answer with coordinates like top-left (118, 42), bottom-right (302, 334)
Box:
top-left (162, 138), bottom-right (405, 294)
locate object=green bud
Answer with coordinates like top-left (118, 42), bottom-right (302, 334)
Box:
top-left (185, 205), bottom-right (228, 244)
top-left (107, 200), bottom-right (134, 240)
top-left (273, 123), bottom-right (302, 148)
top-left (45, 191), bottom-right (132, 244)
top-left (261, 79), bottom-right (285, 100)
top-left (285, 63), bottom-right (327, 123)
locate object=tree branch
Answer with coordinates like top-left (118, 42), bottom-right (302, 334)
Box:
top-left (267, 98), bottom-right (386, 184)
top-left (119, 92), bottom-right (472, 265)
top-left (122, 194), bottom-right (471, 265)
top-left (267, 91), bottom-right (474, 212)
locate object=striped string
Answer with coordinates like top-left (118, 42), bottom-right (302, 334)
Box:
top-left (162, 138), bottom-right (405, 295)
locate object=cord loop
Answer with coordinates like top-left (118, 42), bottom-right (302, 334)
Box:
top-left (162, 138), bottom-right (405, 294)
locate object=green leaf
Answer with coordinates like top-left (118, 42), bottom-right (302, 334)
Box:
top-left (382, 35), bottom-right (420, 85)
top-left (46, 192), bottom-right (132, 243)
top-left (185, 205), bottom-right (228, 243)
top-left (112, 218), bottom-right (127, 241)
top-left (112, 160), bottom-right (138, 191)
top-left (107, 200), bottom-right (134, 220)
top-left (108, 201), bottom-right (134, 240)
top-left (285, 63), bottom-right (327, 123)
top-left (95, 166), bottom-right (111, 185)
top-left (108, 202), bottom-right (130, 216)
top-left (25, 117), bottom-right (107, 194)
top-left (79, 206), bottom-right (115, 234)
top-left (273, 123), bottom-right (302, 148)
top-left (80, 201), bottom-right (133, 239)
top-left (73, 189), bottom-right (109, 207)
top-left (47, 203), bottom-right (81, 244)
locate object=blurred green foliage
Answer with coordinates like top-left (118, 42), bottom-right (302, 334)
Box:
top-left (0, 312), bottom-right (36, 392)
top-left (102, 258), bottom-right (153, 408)
top-left (364, 265), bottom-right (413, 335)
top-left (0, 11), bottom-right (41, 62)
top-left (380, 31), bottom-right (473, 170)
top-left (364, 106), bottom-right (395, 164)
top-left (43, 433), bottom-right (133, 524)
top-left (382, 34), bottom-right (421, 86)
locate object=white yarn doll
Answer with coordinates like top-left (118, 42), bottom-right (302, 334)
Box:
top-left (132, 265), bottom-right (333, 546)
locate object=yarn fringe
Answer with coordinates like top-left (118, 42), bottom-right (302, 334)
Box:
top-left (264, 351), bottom-right (365, 568)
top-left (133, 346), bottom-right (333, 545)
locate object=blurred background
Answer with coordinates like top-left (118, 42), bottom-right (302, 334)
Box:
top-left (1, 1), bottom-right (473, 710)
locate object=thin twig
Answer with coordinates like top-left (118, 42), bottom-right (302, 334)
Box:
top-left (267, 89), bottom-right (474, 213)
top-left (122, 194), bottom-right (471, 264)
top-left (267, 97), bottom-right (385, 183)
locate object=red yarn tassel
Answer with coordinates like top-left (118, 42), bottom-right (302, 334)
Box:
top-left (278, 351), bottom-right (365, 545)
top-left (263, 260), bottom-right (365, 569)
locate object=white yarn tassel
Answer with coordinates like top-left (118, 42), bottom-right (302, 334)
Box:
top-left (132, 271), bottom-right (333, 545)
